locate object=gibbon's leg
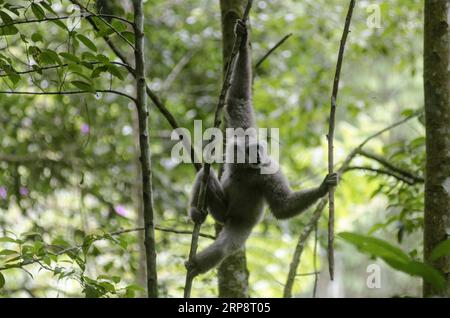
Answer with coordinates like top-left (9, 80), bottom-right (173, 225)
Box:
top-left (189, 168), bottom-right (228, 224)
top-left (263, 171), bottom-right (338, 220)
top-left (188, 221), bottom-right (253, 275)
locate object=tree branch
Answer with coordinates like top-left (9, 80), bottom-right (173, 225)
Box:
top-left (0, 14), bottom-right (133, 29)
top-left (326, 0), bottom-right (356, 281)
top-left (357, 150), bottom-right (424, 183)
top-left (254, 33), bottom-right (292, 70)
top-left (344, 166), bottom-right (420, 185)
top-left (0, 62), bottom-right (132, 78)
top-left (0, 89), bottom-right (136, 102)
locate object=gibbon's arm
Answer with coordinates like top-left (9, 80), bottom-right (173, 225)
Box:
top-left (262, 170), bottom-right (338, 220)
top-left (225, 20), bottom-right (256, 129)
top-left (189, 168), bottom-right (228, 224)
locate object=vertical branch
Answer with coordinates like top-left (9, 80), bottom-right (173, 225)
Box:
top-left (312, 222), bottom-right (319, 298)
top-left (132, 0), bottom-right (158, 298)
top-left (327, 0), bottom-right (356, 281)
top-left (183, 0), bottom-right (253, 299)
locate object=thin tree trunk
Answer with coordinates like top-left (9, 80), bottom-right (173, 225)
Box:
top-left (423, 0), bottom-right (450, 298)
top-left (133, 0), bottom-right (158, 298)
top-left (217, 0), bottom-right (250, 298)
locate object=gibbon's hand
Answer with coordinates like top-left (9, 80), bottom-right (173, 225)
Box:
top-left (189, 206), bottom-right (207, 224)
top-left (319, 173), bottom-right (339, 194)
top-left (235, 19), bottom-right (248, 38)
top-left (184, 260), bottom-right (199, 277)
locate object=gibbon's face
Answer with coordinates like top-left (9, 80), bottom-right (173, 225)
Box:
top-left (227, 137), bottom-right (270, 169)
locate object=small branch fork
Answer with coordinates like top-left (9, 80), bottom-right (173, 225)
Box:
top-left (326, 0), bottom-right (356, 281)
top-left (183, 0), bottom-right (254, 299)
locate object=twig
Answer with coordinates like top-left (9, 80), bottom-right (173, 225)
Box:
top-left (183, 0), bottom-right (254, 299)
top-left (110, 226), bottom-right (215, 240)
top-left (313, 223), bottom-right (319, 298)
top-left (254, 33), bottom-right (292, 69)
top-left (344, 166), bottom-right (423, 185)
top-left (357, 150), bottom-right (424, 183)
top-left (326, 0), bottom-right (356, 281)
top-left (283, 112), bottom-right (421, 298)
top-left (161, 50), bottom-right (196, 93)
top-left (0, 14), bottom-right (133, 28)
top-left (0, 62), bottom-right (131, 78)
top-left (0, 89), bottom-right (136, 102)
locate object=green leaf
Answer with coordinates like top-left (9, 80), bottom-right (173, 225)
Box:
top-left (59, 52), bottom-right (80, 63)
top-left (72, 80), bottom-right (93, 92)
top-left (95, 54), bottom-right (110, 63)
top-left (0, 24), bottom-right (18, 36)
top-left (0, 272), bottom-right (5, 289)
top-left (121, 31), bottom-right (135, 43)
top-left (430, 239), bottom-right (450, 261)
top-left (0, 237), bottom-right (19, 244)
top-left (81, 52), bottom-right (97, 61)
top-left (31, 32), bottom-right (43, 43)
top-left (339, 232), bottom-right (410, 262)
top-left (106, 64), bottom-right (124, 80)
top-left (77, 34), bottom-right (97, 52)
top-left (40, 49), bottom-right (62, 65)
top-left (31, 3), bottom-right (46, 19)
top-left (40, 1), bottom-right (57, 16)
top-left (0, 249), bottom-right (19, 256)
top-left (0, 10), bottom-right (14, 23)
top-left (91, 65), bottom-right (108, 78)
top-left (50, 19), bottom-right (67, 31)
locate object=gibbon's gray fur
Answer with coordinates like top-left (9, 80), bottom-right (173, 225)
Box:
top-left (187, 20), bottom-right (338, 276)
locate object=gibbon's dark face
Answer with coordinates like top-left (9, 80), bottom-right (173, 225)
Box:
top-left (227, 137), bottom-right (270, 169)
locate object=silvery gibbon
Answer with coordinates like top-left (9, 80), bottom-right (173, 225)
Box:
top-left (187, 19), bottom-right (338, 276)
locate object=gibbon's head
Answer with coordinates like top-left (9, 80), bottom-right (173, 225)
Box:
top-left (226, 135), bottom-right (271, 170)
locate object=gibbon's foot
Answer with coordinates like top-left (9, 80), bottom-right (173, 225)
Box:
top-left (185, 260), bottom-right (200, 277)
top-left (319, 173), bottom-right (339, 193)
top-left (235, 19), bottom-right (248, 38)
top-left (189, 207), bottom-right (207, 224)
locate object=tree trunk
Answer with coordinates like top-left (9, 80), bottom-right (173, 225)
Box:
top-left (133, 0), bottom-right (158, 298)
top-left (217, 0), bottom-right (250, 298)
top-left (423, 0), bottom-right (450, 298)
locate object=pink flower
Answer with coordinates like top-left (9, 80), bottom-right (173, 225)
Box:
top-left (19, 187), bottom-right (29, 196)
top-left (114, 205), bottom-right (128, 217)
top-left (0, 187), bottom-right (7, 200)
top-left (80, 123), bottom-right (90, 135)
